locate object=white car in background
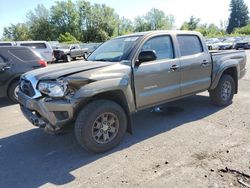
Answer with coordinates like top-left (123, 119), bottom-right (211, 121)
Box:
top-left (205, 38), bottom-right (220, 50)
top-left (16, 41), bottom-right (54, 63)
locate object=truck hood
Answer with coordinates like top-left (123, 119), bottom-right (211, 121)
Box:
top-left (23, 61), bottom-right (114, 80)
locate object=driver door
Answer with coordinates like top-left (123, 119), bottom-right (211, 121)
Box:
top-left (133, 35), bottom-right (181, 109)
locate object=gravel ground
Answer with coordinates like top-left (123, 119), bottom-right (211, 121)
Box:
top-left (0, 51), bottom-right (250, 188)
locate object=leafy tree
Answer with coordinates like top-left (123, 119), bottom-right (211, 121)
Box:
top-left (3, 23), bottom-right (30, 41)
top-left (77, 0), bottom-right (92, 41)
top-left (234, 24), bottom-right (250, 35)
top-left (134, 8), bottom-right (174, 32)
top-left (196, 24), bottom-right (225, 38)
top-left (180, 16), bottom-right (200, 30)
top-left (134, 16), bottom-right (151, 32)
top-left (227, 0), bottom-right (249, 33)
top-left (58, 32), bottom-right (78, 43)
top-left (26, 4), bottom-right (55, 40)
top-left (117, 17), bottom-right (134, 35)
top-left (50, 0), bottom-right (80, 39)
top-left (145, 8), bottom-right (174, 30)
top-left (77, 1), bottom-right (119, 42)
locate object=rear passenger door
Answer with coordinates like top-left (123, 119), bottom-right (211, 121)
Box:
top-left (177, 35), bottom-right (212, 95)
top-left (0, 55), bottom-right (12, 88)
top-left (133, 35), bottom-right (181, 109)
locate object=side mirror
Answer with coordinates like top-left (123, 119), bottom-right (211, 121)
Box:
top-left (70, 46), bottom-right (75, 50)
top-left (138, 50), bottom-right (157, 63)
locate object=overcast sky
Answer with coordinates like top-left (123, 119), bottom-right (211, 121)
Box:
top-left (1, 0), bottom-right (250, 37)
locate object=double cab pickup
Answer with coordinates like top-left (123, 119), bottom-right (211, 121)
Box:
top-left (18, 31), bottom-right (247, 153)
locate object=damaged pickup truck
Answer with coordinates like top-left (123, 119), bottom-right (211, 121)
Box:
top-left (18, 31), bottom-right (247, 153)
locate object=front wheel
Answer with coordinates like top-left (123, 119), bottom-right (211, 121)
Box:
top-left (209, 74), bottom-right (235, 107)
top-left (66, 55), bottom-right (72, 62)
top-left (83, 53), bottom-right (88, 60)
top-left (75, 100), bottom-right (127, 153)
top-left (8, 80), bottom-right (19, 103)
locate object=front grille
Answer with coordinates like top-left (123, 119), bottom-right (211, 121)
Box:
top-left (20, 79), bottom-right (36, 97)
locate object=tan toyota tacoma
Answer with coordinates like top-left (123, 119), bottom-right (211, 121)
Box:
top-left (18, 31), bottom-right (247, 153)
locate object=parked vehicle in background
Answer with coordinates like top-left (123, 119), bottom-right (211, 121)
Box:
top-left (80, 43), bottom-right (102, 54)
top-left (18, 31), bottom-right (246, 153)
top-left (218, 37), bottom-right (241, 50)
top-left (0, 46), bottom-right (47, 102)
top-left (235, 37), bottom-right (250, 50)
top-left (16, 41), bottom-right (54, 63)
top-left (53, 44), bottom-right (89, 62)
top-left (48, 41), bottom-right (60, 50)
top-left (0, 41), bottom-right (16, 46)
top-left (206, 38), bottom-right (220, 50)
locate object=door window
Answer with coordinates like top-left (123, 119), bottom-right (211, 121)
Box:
top-left (8, 49), bottom-right (40, 61)
top-left (177, 35), bottom-right (203, 56)
top-left (141, 36), bottom-right (174, 60)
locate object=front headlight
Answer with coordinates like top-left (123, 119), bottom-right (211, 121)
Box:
top-left (38, 80), bottom-right (67, 97)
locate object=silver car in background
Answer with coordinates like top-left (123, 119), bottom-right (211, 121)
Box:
top-left (16, 41), bottom-right (55, 63)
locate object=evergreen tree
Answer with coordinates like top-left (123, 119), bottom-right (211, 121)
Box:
top-left (227, 0), bottom-right (249, 33)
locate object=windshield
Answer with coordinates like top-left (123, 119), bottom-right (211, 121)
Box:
top-left (87, 36), bottom-right (141, 62)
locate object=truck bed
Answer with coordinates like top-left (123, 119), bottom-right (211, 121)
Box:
top-left (210, 50), bottom-right (247, 81)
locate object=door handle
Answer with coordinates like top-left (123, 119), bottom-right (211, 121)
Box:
top-left (169, 65), bottom-right (179, 71)
top-left (201, 60), bottom-right (209, 67)
top-left (1, 66), bottom-right (11, 71)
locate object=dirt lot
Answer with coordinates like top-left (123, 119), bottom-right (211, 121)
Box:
top-left (0, 51), bottom-right (250, 188)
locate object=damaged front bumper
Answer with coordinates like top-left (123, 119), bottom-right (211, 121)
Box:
top-left (18, 91), bottom-right (76, 132)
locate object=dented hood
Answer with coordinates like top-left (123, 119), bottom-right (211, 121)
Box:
top-left (23, 60), bottom-right (114, 80)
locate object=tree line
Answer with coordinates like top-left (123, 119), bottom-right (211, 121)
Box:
top-left (2, 0), bottom-right (174, 42)
top-left (1, 0), bottom-right (250, 43)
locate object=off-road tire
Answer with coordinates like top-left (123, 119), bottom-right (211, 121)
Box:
top-left (75, 100), bottom-right (127, 153)
top-left (210, 74), bottom-right (235, 107)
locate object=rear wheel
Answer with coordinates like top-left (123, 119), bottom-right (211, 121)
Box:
top-left (210, 74), bottom-right (235, 107)
top-left (8, 80), bottom-right (19, 103)
top-left (75, 100), bottom-right (127, 153)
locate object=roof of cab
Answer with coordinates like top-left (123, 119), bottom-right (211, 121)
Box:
top-left (115, 30), bottom-right (202, 39)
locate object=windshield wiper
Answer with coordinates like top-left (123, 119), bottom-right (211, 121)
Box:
top-left (94, 59), bottom-right (110, 62)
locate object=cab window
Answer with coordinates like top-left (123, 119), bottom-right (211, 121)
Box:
top-left (177, 35), bottom-right (203, 56)
top-left (141, 36), bottom-right (174, 60)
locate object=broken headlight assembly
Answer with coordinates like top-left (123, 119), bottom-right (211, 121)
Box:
top-left (38, 80), bottom-right (68, 98)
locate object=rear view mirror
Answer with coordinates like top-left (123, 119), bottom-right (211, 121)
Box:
top-left (138, 51), bottom-right (157, 63)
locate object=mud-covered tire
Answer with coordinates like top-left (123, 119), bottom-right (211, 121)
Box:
top-left (210, 74), bottom-right (235, 107)
top-left (75, 100), bottom-right (127, 153)
top-left (8, 80), bottom-right (19, 103)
